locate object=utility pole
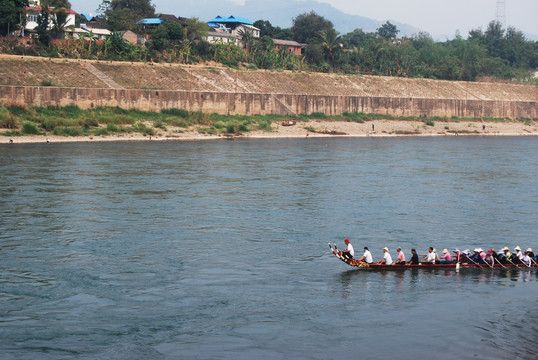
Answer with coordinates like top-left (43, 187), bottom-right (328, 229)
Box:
top-left (495, 0), bottom-right (506, 28)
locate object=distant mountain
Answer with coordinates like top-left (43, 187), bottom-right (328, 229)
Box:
top-left (166, 0), bottom-right (422, 37)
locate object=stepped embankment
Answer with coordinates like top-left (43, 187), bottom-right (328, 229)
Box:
top-left (0, 54), bottom-right (536, 119)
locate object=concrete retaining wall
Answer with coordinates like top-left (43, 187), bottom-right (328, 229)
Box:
top-left (0, 85), bottom-right (536, 119)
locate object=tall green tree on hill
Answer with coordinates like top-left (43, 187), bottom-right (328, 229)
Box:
top-left (291, 11), bottom-right (333, 44)
top-left (0, 0), bottom-right (28, 36)
top-left (377, 21), bottom-right (399, 40)
top-left (100, 0), bottom-right (155, 31)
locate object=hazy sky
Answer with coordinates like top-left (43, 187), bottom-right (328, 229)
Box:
top-left (69, 0), bottom-right (538, 37)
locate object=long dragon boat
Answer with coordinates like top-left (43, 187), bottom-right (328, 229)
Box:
top-left (329, 243), bottom-right (538, 270)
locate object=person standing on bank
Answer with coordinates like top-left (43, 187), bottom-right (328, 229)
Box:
top-left (341, 239), bottom-right (354, 260)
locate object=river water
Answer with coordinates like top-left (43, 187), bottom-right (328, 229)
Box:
top-left (1, 137), bottom-right (537, 359)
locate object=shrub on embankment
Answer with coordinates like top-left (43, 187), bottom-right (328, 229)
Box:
top-left (0, 105), bottom-right (283, 137)
top-left (2, 104), bottom-right (534, 138)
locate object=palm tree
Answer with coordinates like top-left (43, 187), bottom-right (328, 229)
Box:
top-left (237, 28), bottom-right (255, 53)
top-left (319, 28), bottom-right (341, 62)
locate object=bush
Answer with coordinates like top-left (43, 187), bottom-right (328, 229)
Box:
top-left (424, 119), bottom-right (435, 126)
top-left (40, 79), bottom-right (54, 87)
top-left (154, 120), bottom-right (167, 131)
top-left (53, 126), bottom-right (83, 136)
top-left (22, 122), bottom-right (39, 135)
top-left (161, 108), bottom-right (189, 118)
top-left (257, 119), bottom-right (272, 131)
top-left (226, 123), bottom-right (236, 133)
top-left (83, 117), bottom-right (99, 128)
top-left (0, 109), bottom-right (18, 129)
top-left (309, 112), bottom-right (327, 119)
top-left (107, 123), bottom-right (121, 132)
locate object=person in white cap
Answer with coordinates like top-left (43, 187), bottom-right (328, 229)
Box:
top-left (376, 247), bottom-right (393, 265)
top-left (514, 246), bottom-right (523, 260)
top-left (526, 248), bottom-right (534, 258)
top-left (498, 247), bottom-right (512, 264)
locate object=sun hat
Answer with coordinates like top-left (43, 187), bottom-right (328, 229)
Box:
top-left (453, 248), bottom-right (460, 253)
top-left (514, 246), bottom-right (521, 251)
top-left (383, 247), bottom-right (389, 251)
top-left (526, 248), bottom-right (532, 252)
top-left (442, 249), bottom-right (448, 254)
top-left (474, 248), bottom-right (480, 252)
top-left (502, 247), bottom-right (510, 251)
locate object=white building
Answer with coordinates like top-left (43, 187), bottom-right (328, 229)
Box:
top-left (22, 4), bottom-right (77, 35)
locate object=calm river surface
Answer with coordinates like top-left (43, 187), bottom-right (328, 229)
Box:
top-left (1, 137), bottom-right (537, 359)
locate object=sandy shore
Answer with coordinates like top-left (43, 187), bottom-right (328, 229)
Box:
top-left (1, 119), bottom-right (537, 144)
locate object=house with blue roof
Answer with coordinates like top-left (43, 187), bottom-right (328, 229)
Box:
top-left (206, 15), bottom-right (260, 45)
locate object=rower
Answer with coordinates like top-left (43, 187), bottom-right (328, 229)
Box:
top-left (407, 249), bottom-right (419, 265)
top-left (498, 247), bottom-right (511, 264)
top-left (394, 247), bottom-right (406, 265)
top-left (357, 247), bottom-right (373, 264)
top-left (421, 247), bottom-right (435, 264)
top-left (439, 249), bottom-right (452, 264)
top-left (341, 238), bottom-right (354, 260)
top-left (376, 247), bottom-right (393, 265)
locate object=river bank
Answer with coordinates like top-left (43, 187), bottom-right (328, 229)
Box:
top-left (1, 119), bottom-right (537, 144)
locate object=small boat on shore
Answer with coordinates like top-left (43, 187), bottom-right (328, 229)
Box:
top-left (281, 120), bottom-right (297, 126)
top-left (329, 243), bottom-right (537, 270)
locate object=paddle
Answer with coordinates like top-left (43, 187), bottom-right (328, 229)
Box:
top-left (494, 257), bottom-right (506, 269)
top-left (465, 255), bottom-right (484, 268)
top-left (505, 256), bottom-right (520, 268)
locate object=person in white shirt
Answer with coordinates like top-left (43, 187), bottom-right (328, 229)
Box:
top-left (376, 247), bottom-right (393, 265)
top-left (357, 247), bottom-right (373, 264)
top-left (341, 238), bottom-right (354, 260)
top-left (521, 252), bottom-right (531, 266)
top-left (421, 247), bottom-right (436, 264)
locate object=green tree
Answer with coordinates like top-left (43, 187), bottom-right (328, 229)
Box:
top-left (237, 28), bottom-right (255, 53)
top-left (253, 19), bottom-right (273, 38)
top-left (0, 0), bottom-right (28, 36)
top-left (185, 17), bottom-right (208, 41)
top-left (147, 21), bottom-right (184, 52)
top-left (291, 11), bottom-right (333, 44)
top-left (341, 28), bottom-right (377, 48)
top-left (272, 26), bottom-right (292, 41)
top-left (377, 21), bottom-right (399, 40)
top-left (319, 28), bottom-right (341, 62)
top-left (103, 0), bottom-right (155, 31)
